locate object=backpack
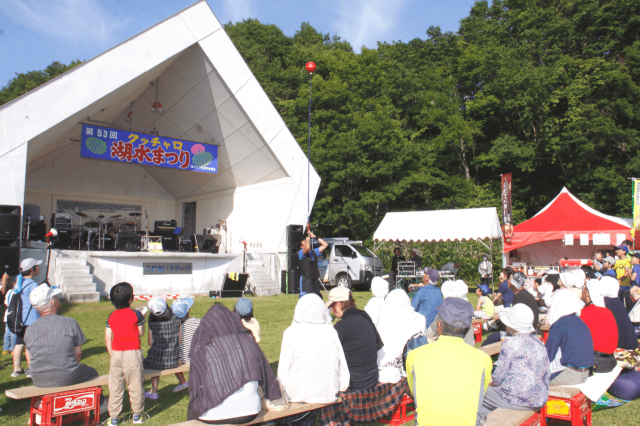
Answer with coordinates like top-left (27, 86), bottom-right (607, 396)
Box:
top-left (6, 278), bottom-right (33, 335)
top-left (403, 332), bottom-right (429, 368)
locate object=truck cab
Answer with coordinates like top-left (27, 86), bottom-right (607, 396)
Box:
top-left (318, 238), bottom-right (383, 290)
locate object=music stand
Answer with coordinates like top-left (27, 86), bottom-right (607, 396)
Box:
top-left (174, 227), bottom-right (186, 251)
top-left (219, 273), bottom-right (250, 298)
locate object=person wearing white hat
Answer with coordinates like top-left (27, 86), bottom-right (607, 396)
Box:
top-left (376, 289), bottom-right (426, 383)
top-left (10, 258), bottom-right (42, 378)
top-left (327, 286), bottom-right (382, 390)
top-left (23, 284), bottom-right (106, 410)
top-left (426, 280), bottom-right (475, 346)
top-left (601, 275), bottom-right (639, 350)
top-left (580, 281), bottom-right (618, 373)
top-left (364, 277), bottom-right (389, 326)
top-left (545, 289), bottom-right (594, 386)
top-left (478, 305), bottom-right (549, 422)
top-left (143, 296), bottom-right (181, 400)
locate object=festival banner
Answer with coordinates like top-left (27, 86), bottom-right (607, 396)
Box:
top-left (633, 179), bottom-right (640, 245)
top-left (501, 173), bottom-right (513, 243)
top-left (80, 124), bottom-right (218, 174)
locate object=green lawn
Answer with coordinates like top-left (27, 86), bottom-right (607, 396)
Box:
top-left (0, 291), bottom-right (637, 425)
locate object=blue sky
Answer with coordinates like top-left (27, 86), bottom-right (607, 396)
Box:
top-left (0, 0), bottom-right (479, 88)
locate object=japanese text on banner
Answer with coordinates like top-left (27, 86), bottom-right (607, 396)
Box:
top-left (80, 124), bottom-right (218, 174)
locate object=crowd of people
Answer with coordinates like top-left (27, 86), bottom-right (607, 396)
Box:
top-left (3, 240), bottom-right (640, 425)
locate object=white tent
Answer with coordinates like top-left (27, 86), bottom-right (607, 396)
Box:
top-left (373, 208), bottom-right (502, 243)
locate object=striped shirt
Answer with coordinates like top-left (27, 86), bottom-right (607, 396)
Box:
top-left (180, 317), bottom-right (201, 364)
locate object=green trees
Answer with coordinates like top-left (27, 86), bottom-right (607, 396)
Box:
top-left (225, 1), bottom-right (640, 244)
top-left (0, 60), bottom-right (82, 106)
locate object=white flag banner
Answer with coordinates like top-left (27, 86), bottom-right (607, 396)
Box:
top-left (564, 234), bottom-right (574, 245)
top-left (580, 234), bottom-right (589, 246)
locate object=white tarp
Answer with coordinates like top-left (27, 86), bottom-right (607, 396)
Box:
top-left (373, 208), bottom-right (503, 242)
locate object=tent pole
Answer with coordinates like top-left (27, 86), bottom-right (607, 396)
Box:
top-left (490, 238), bottom-right (494, 293)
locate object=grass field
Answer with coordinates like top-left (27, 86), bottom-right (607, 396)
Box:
top-left (0, 290), bottom-right (638, 425)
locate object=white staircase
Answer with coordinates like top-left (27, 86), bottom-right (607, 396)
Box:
top-left (246, 254), bottom-right (281, 296)
top-left (55, 258), bottom-right (100, 303)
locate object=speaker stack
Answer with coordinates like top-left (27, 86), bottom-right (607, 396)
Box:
top-left (286, 224), bottom-right (304, 294)
top-left (0, 205), bottom-right (21, 276)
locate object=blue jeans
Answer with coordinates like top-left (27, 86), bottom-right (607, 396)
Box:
top-left (3, 323), bottom-right (16, 352)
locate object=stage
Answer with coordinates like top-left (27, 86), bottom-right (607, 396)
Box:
top-left (22, 247), bottom-right (242, 298)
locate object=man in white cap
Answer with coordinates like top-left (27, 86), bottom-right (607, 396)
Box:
top-left (479, 304), bottom-right (549, 423)
top-left (327, 287), bottom-right (382, 390)
top-left (11, 258), bottom-right (42, 378)
top-left (24, 284), bottom-right (102, 388)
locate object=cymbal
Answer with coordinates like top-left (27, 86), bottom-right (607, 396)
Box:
top-left (129, 212), bottom-right (142, 217)
top-left (97, 215), bottom-right (105, 219)
top-left (85, 222), bottom-right (99, 227)
top-left (110, 215), bottom-right (121, 219)
top-left (76, 212), bottom-right (88, 217)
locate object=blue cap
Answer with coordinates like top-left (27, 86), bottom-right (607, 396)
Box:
top-left (436, 298), bottom-right (472, 329)
top-left (615, 244), bottom-right (629, 253)
top-left (171, 297), bottom-right (194, 318)
top-left (235, 297), bottom-right (253, 316)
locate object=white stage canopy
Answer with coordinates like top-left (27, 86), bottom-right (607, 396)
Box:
top-left (373, 207), bottom-right (503, 243)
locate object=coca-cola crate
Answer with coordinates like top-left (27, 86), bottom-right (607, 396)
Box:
top-left (30, 386), bottom-right (101, 426)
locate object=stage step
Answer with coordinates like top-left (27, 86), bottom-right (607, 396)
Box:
top-left (254, 284), bottom-right (280, 296)
top-left (58, 274), bottom-right (94, 285)
top-left (63, 283), bottom-right (97, 293)
top-left (57, 265), bottom-right (91, 275)
top-left (65, 292), bottom-right (100, 303)
top-left (55, 258), bottom-right (88, 266)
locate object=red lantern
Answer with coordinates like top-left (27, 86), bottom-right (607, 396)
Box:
top-left (305, 62), bottom-right (316, 73)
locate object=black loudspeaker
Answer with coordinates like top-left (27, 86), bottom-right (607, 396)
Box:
top-left (0, 205), bottom-right (21, 239)
top-left (0, 238), bottom-right (20, 276)
top-left (190, 234), bottom-right (218, 253)
top-left (117, 232), bottom-right (140, 251)
top-left (288, 252), bottom-right (300, 270)
top-left (220, 273), bottom-right (249, 298)
top-left (27, 221), bottom-right (46, 241)
top-left (52, 230), bottom-right (72, 249)
top-left (281, 270), bottom-right (287, 294)
top-left (179, 240), bottom-right (193, 252)
top-left (288, 269), bottom-right (301, 294)
top-left (287, 224), bottom-right (304, 249)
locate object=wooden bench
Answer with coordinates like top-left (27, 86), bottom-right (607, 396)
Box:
top-left (479, 341), bottom-right (502, 356)
top-left (6, 364), bottom-right (190, 426)
top-left (486, 408), bottom-right (537, 426)
top-left (169, 400), bottom-right (341, 426)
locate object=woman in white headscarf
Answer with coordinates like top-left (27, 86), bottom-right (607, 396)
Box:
top-left (278, 295), bottom-right (350, 403)
top-left (545, 289), bottom-right (594, 386)
top-left (376, 289), bottom-right (426, 383)
top-left (364, 277), bottom-right (389, 326)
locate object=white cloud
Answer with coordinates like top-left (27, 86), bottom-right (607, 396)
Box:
top-left (215, 0), bottom-right (255, 23)
top-left (331, 0), bottom-right (410, 52)
top-left (3, 0), bottom-right (126, 45)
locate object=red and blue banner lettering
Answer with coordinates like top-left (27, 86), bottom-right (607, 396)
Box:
top-left (80, 124), bottom-right (218, 174)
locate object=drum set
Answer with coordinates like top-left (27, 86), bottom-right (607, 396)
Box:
top-left (73, 212), bottom-right (142, 250)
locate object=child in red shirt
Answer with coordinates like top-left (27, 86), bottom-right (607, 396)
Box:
top-left (105, 282), bottom-right (148, 425)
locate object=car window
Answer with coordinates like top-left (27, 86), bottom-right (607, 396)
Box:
top-left (335, 245), bottom-right (354, 258)
top-left (351, 245), bottom-right (374, 257)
